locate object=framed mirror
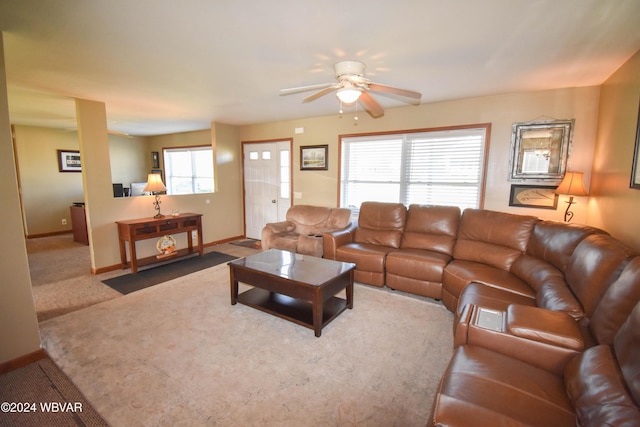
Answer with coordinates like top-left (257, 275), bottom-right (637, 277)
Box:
top-left (509, 119), bottom-right (574, 181)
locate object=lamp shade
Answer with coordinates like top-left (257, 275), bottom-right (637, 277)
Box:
top-left (555, 171), bottom-right (588, 196)
top-left (143, 173), bottom-right (166, 193)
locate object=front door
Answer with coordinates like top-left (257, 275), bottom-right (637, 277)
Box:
top-left (243, 140), bottom-right (291, 240)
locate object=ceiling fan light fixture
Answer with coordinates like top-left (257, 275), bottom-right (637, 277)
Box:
top-left (336, 87), bottom-right (361, 104)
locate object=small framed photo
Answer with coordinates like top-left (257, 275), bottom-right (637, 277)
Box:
top-left (152, 151), bottom-right (160, 169)
top-left (300, 145), bottom-right (328, 171)
top-left (509, 184), bottom-right (558, 209)
top-left (57, 149), bottom-right (81, 173)
top-left (630, 98), bottom-right (640, 189)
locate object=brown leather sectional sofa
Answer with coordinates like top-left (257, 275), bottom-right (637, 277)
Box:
top-left (324, 201), bottom-right (640, 425)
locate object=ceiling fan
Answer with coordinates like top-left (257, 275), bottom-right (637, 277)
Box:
top-left (279, 60), bottom-right (422, 118)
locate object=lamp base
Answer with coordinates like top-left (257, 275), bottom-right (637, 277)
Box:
top-left (563, 196), bottom-right (575, 222)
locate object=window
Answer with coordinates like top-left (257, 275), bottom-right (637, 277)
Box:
top-left (340, 125), bottom-right (489, 213)
top-left (163, 146), bottom-right (214, 195)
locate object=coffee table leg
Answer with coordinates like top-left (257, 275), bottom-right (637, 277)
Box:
top-left (346, 279), bottom-right (354, 309)
top-left (313, 292), bottom-right (322, 337)
top-left (230, 267), bottom-right (238, 305)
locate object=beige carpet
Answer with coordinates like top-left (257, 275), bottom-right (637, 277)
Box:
top-left (27, 234), bottom-right (259, 321)
top-left (40, 262), bottom-right (453, 426)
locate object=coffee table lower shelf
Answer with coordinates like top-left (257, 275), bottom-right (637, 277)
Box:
top-left (236, 288), bottom-right (348, 334)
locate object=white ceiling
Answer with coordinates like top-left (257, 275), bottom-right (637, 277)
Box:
top-left (1, 0), bottom-right (639, 136)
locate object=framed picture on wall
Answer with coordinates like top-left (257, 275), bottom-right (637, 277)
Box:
top-left (152, 151), bottom-right (160, 169)
top-left (300, 145), bottom-right (328, 170)
top-left (57, 149), bottom-right (81, 172)
top-left (509, 184), bottom-right (559, 209)
top-left (630, 99), bottom-right (640, 189)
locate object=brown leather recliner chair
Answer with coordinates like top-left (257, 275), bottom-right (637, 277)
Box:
top-left (325, 202), bottom-right (406, 287)
top-left (385, 204), bottom-right (461, 299)
top-left (261, 205), bottom-right (351, 257)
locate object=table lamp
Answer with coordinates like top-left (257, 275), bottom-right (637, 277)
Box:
top-left (143, 173), bottom-right (167, 218)
top-left (555, 171), bottom-right (588, 222)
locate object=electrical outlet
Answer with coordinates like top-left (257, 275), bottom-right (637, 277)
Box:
top-left (61, 219), bottom-right (67, 225)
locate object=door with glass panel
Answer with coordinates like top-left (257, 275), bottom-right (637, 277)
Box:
top-left (243, 140), bottom-right (291, 240)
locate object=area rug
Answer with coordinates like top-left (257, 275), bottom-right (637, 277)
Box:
top-left (101, 251), bottom-right (237, 294)
top-left (41, 263), bottom-right (453, 426)
top-left (0, 358), bottom-right (108, 427)
top-left (230, 238), bottom-right (262, 249)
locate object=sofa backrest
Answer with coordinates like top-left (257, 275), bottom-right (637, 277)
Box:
top-left (326, 208), bottom-right (352, 231)
top-left (400, 204), bottom-right (460, 256)
top-left (354, 202), bottom-right (406, 248)
top-left (590, 256), bottom-right (640, 346)
top-left (564, 234), bottom-right (633, 318)
top-left (526, 221), bottom-right (607, 272)
top-left (453, 209), bottom-right (538, 271)
top-left (285, 205), bottom-right (351, 236)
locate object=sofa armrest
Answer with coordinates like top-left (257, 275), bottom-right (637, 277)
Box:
top-left (323, 222), bottom-right (357, 260)
top-left (459, 304), bottom-right (580, 375)
top-left (261, 221), bottom-right (296, 250)
top-left (264, 220), bottom-right (296, 234)
top-left (506, 305), bottom-right (584, 351)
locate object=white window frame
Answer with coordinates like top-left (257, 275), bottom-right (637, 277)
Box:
top-left (163, 145), bottom-right (214, 195)
top-left (339, 124), bottom-right (490, 214)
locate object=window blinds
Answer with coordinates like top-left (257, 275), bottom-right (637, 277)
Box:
top-left (340, 128), bottom-right (486, 212)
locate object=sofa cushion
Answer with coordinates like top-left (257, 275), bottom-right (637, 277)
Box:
top-left (565, 234), bottom-right (633, 317)
top-left (526, 220), bottom-right (606, 271)
top-left (266, 231), bottom-right (299, 253)
top-left (431, 345), bottom-right (575, 426)
top-left (590, 256), bottom-right (640, 346)
top-left (400, 204), bottom-right (460, 255)
top-left (335, 242), bottom-right (392, 274)
top-left (386, 248), bottom-right (451, 282)
top-left (453, 209), bottom-right (538, 271)
top-left (354, 202), bottom-right (406, 248)
top-left (564, 345), bottom-right (640, 426)
top-left (444, 260), bottom-right (535, 300)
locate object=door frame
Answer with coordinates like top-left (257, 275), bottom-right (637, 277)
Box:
top-left (241, 138), bottom-right (293, 238)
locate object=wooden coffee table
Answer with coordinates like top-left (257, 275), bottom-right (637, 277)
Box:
top-left (229, 249), bottom-right (355, 337)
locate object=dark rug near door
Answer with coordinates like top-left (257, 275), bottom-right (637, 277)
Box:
top-left (102, 251), bottom-right (237, 295)
top-left (230, 239), bottom-right (262, 249)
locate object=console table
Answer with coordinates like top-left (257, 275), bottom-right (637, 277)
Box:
top-left (116, 213), bottom-right (203, 273)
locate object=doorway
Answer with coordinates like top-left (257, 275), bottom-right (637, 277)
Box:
top-left (242, 139), bottom-right (292, 239)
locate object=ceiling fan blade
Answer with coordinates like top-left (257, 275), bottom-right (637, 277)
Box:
top-left (359, 91), bottom-right (384, 118)
top-left (279, 83), bottom-right (335, 96)
top-left (302, 84), bottom-right (341, 103)
top-left (367, 82), bottom-right (422, 102)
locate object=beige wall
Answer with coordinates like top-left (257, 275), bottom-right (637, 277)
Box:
top-left (109, 134), bottom-right (150, 188)
top-left (239, 86), bottom-right (600, 224)
top-left (13, 126), bottom-right (83, 235)
top-left (14, 83), bottom-right (639, 273)
top-left (0, 33), bottom-right (41, 363)
top-left (79, 118), bottom-right (244, 271)
top-left (589, 49), bottom-right (640, 253)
